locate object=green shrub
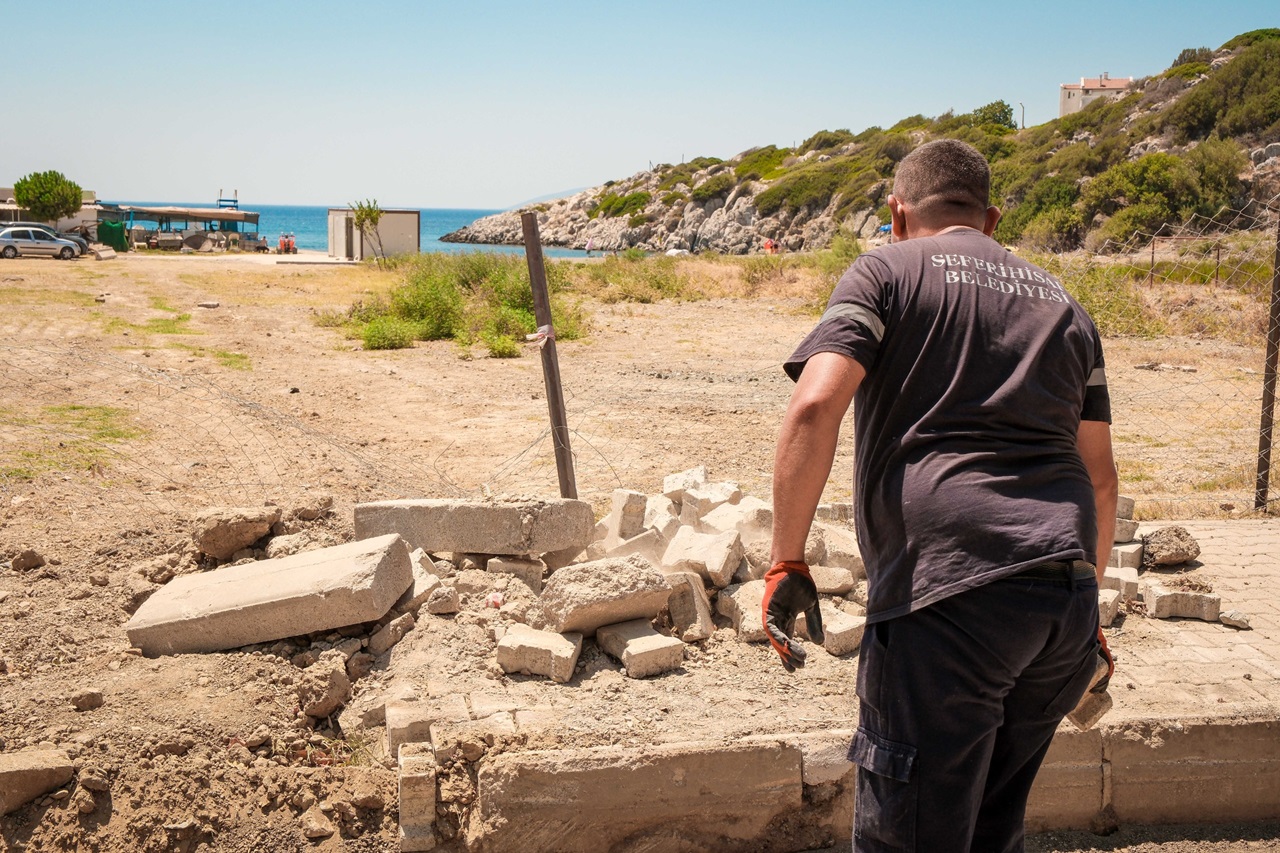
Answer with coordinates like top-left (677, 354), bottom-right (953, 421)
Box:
top-left (1221, 28), bottom-right (1280, 51)
top-left (1020, 207), bottom-right (1084, 251)
top-left (798, 130), bottom-right (855, 155)
top-left (1164, 39), bottom-right (1280, 139)
top-left (480, 332), bottom-right (521, 358)
top-left (1172, 47), bottom-right (1213, 67)
top-left (1164, 62), bottom-right (1211, 80)
top-left (593, 190), bottom-right (652, 219)
top-left (362, 316), bottom-right (416, 350)
top-left (661, 191), bottom-right (687, 206)
top-left (690, 173), bottom-right (736, 202)
top-left (735, 145), bottom-right (790, 180)
top-left (755, 157), bottom-right (858, 215)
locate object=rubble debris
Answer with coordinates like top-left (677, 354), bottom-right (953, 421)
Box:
top-left (660, 526), bottom-right (743, 588)
top-left (1102, 566), bottom-right (1140, 601)
top-left (292, 493), bottom-right (334, 521)
top-left (700, 495), bottom-right (772, 540)
top-left (125, 534), bottom-right (412, 655)
top-left (1099, 588), bottom-right (1123, 627)
top-left (716, 581), bottom-right (768, 643)
top-left (0, 749), bottom-right (74, 815)
top-left (662, 465), bottom-right (709, 501)
top-left (192, 506), bottom-right (282, 560)
top-left (425, 584), bottom-right (460, 615)
top-left (601, 489), bottom-right (647, 547)
top-left (10, 549), bottom-right (45, 572)
top-left (1220, 609), bottom-right (1252, 630)
top-left (539, 555), bottom-right (671, 635)
top-left (395, 555), bottom-right (444, 614)
top-left (399, 744), bottom-right (437, 852)
top-left (604, 528), bottom-right (665, 562)
top-left (1142, 582), bottom-right (1221, 622)
top-left (354, 497), bottom-right (594, 557)
top-left (809, 565), bottom-right (855, 595)
top-left (814, 523), bottom-right (864, 576)
top-left (487, 556), bottom-right (546, 594)
top-left (70, 689), bottom-right (104, 712)
top-left (368, 613), bottom-right (415, 656)
top-left (665, 571), bottom-right (715, 642)
top-left (1143, 526), bottom-right (1201, 567)
top-left (597, 619), bottom-right (685, 678)
top-left (797, 601), bottom-right (866, 655)
top-left (297, 649), bottom-right (352, 718)
top-left (496, 624), bottom-right (583, 683)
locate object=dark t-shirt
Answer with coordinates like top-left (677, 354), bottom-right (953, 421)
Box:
top-left (786, 228), bottom-right (1110, 623)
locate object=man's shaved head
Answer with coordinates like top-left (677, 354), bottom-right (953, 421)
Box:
top-left (892, 139), bottom-right (992, 228)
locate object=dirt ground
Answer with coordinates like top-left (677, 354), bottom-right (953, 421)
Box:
top-left (0, 252), bottom-right (1275, 852)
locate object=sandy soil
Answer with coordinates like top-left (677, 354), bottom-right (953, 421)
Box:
top-left (0, 252), bottom-right (1275, 852)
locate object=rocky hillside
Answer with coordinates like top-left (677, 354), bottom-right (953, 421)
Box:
top-left (445, 28), bottom-right (1280, 255)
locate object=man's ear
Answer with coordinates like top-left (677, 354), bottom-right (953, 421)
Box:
top-left (982, 205), bottom-right (1001, 237)
top-left (888, 195), bottom-right (909, 242)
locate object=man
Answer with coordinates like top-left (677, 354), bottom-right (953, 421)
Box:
top-left (763, 139), bottom-right (1118, 852)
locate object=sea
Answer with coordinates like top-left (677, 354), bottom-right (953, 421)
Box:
top-left (111, 202), bottom-right (589, 258)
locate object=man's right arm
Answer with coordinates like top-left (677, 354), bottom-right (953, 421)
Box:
top-left (1077, 419), bottom-right (1118, 581)
top-left (771, 352), bottom-right (865, 562)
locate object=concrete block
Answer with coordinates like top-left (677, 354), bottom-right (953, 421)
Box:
top-left (125, 534), bottom-right (412, 655)
top-left (597, 618), bottom-right (685, 678)
top-left (0, 749), bottom-right (74, 815)
top-left (1114, 518), bottom-right (1139, 543)
top-left (606, 489), bottom-right (648, 542)
top-left (814, 523), bottom-right (864, 577)
top-left (651, 512), bottom-right (681, 544)
top-left (683, 481), bottom-right (741, 520)
top-left (192, 506), bottom-right (282, 560)
top-left (700, 495), bottom-right (772, 541)
top-left (473, 740), bottom-right (802, 853)
top-left (354, 498), bottom-right (594, 557)
top-left (1110, 542), bottom-right (1143, 569)
top-left (716, 580), bottom-right (767, 643)
top-left (662, 466), bottom-right (708, 501)
top-left (1142, 582), bottom-right (1221, 621)
top-left (1115, 495), bottom-right (1135, 519)
top-left (798, 602), bottom-right (866, 656)
top-left (398, 743), bottom-right (437, 851)
top-left (369, 612), bottom-right (415, 656)
top-left (1025, 728), bottom-right (1104, 832)
top-left (495, 624), bottom-right (583, 683)
top-left (487, 556), bottom-right (545, 593)
top-left (1107, 719), bottom-right (1280, 824)
top-left (644, 495), bottom-right (678, 530)
top-left (394, 557), bottom-right (442, 614)
top-left (604, 528), bottom-right (664, 562)
top-left (815, 502), bottom-right (852, 523)
top-left (665, 571), bottom-right (714, 642)
top-left (810, 565), bottom-right (855, 595)
top-left (1098, 588), bottom-right (1122, 628)
top-left (1101, 565), bottom-right (1139, 601)
top-left (539, 555), bottom-right (671, 635)
top-left (789, 730), bottom-right (855, 786)
top-left (743, 541), bottom-right (771, 577)
top-left (661, 526), bottom-right (742, 588)
top-left (1221, 609), bottom-right (1252, 630)
top-left (386, 700), bottom-right (434, 758)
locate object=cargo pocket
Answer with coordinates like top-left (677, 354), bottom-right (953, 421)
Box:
top-left (849, 726), bottom-right (917, 852)
top-left (1043, 644), bottom-right (1103, 719)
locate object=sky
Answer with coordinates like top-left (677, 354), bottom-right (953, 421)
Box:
top-left (3, 1), bottom-right (1275, 210)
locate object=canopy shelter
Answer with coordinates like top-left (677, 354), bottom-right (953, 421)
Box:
top-left (97, 204), bottom-right (260, 233)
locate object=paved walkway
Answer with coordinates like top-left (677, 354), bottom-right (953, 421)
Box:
top-left (1108, 519), bottom-right (1280, 718)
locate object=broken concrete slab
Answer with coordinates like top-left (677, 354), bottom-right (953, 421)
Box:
top-left (798, 602), bottom-right (866, 656)
top-left (682, 481), bottom-right (742, 520)
top-left (1221, 609), bottom-right (1252, 630)
top-left (496, 624), bottom-right (583, 683)
top-left (0, 749), bottom-right (74, 815)
top-left (1099, 588), bottom-right (1122, 628)
top-left (1102, 565), bottom-right (1140, 601)
top-left (192, 506), bottom-right (282, 560)
top-left (1143, 582), bottom-right (1221, 621)
top-left (472, 740), bottom-right (803, 853)
top-left (700, 495), bottom-right (772, 541)
top-left (353, 497), bottom-right (594, 557)
top-left (814, 523), bottom-right (864, 576)
top-left (398, 743), bottom-right (438, 852)
top-left (810, 565), bottom-right (855, 595)
top-left (716, 580), bottom-right (767, 643)
top-left (539, 555), bottom-right (671, 635)
top-left (596, 618), bottom-right (685, 678)
top-left (1114, 518), bottom-right (1140, 544)
top-left (665, 571), bottom-right (715, 642)
top-left (662, 466), bottom-right (708, 502)
top-left (604, 528), bottom-right (664, 563)
top-left (1115, 495), bottom-right (1135, 520)
top-left (487, 556), bottom-right (545, 594)
top-left (1143, 525), bottom-right (1201, 567)
top-left (369, 612), bottom-right (415, 656)
top-left (660, 526), bottom-right (743, 587)
top-left (605, 489), bottom-right (648, 544)
top-left (125, 534), bottom-right (412, 655)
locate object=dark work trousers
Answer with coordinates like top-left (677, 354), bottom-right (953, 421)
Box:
top-left (851, 572), bottom-right (1100, 853)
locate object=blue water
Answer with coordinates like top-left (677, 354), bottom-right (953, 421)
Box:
top-left (109, 202), bottom-right (589, 258)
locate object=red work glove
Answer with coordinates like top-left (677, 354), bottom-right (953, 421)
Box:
top-left (1092, 626), bottom-right (1114, 693)
top-left (762, 561), bottom-right (824, 672)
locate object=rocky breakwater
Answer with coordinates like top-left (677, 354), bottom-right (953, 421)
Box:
top-left (442, 151), bottom-right (887, 255)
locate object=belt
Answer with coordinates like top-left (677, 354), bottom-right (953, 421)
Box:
top-left (1007, 560), bottom-right (1096, 583)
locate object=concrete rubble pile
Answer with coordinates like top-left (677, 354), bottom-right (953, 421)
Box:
top-left (1102, 497), bottom-right (1248, 630)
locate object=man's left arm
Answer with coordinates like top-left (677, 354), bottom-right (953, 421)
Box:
top-left (1077, 419), bottom-right (1118, 582)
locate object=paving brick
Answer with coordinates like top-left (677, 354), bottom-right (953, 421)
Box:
top-left (1099, 588), bottom-right (1122, 628)
top-left (1115, 495), bottom-right (1135, 520)
top-left (430, 713), bottom-right (517, 762)
top-left (810, 565), bottom-right (854, 595)
top-left (682, 481), bottom-right (742, 520)
top-left (665, 571), bottom-right (714, 642)
top-left (798, 602), bottom-right (866, 656)
top-left (1143, 582), bottom-right (1222, 622)
top-left (539, 555), bottom-right (671, 635)
top-left (700, 495), bottom-right (772, 541)
top-left (398, 743), bottom-right (437, 851)
top-left (473, 740), bottom-right (802, 853)
top-left (495, 624), bottom-right (582, 682)
top-left (814, 523), bottom-right (864, 577)
top-left (1114, 518), bottom-right (1140, 543)
top-left (386, 700), bottom-right (434, 759)
top-left (487, 556), bottom-right (545, 593)
top-left (354, 497), bottom-right (594, 557)
top-left (0, 749), bottom-right (74, 815)
top-left (662, 466), bottom-right (708, 501)
top-left (1110, 542), bottom-right (1143, 569)
top-left (1101, 565), bottom-right (1140, 601)
top-left (604, 528), bottom-right (664, 563)
top-left (660, 526), bottom-right (742, 587)
top-left (597, 618), bottom-right (685, 678)
top-left (716, 580), bottom-right (767, 643)
top-left (125, 534), bottom-right (412, 655)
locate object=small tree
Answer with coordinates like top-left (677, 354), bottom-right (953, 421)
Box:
top-left (971, 100), bottom-right (1017, 131)
top-left (350, 198), bottom-right (386, 267)
top-left (13, 170), bottom-right (83, 223)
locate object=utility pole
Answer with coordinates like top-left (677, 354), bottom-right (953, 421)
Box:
top-left (1019, 102), bottom-right (1025, 130)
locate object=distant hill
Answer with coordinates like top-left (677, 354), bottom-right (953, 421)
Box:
top-left (446, 28), bottom-right (1280, 255)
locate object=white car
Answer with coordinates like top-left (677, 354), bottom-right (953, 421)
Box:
top-left (0, 226), bottom-right (80, 260)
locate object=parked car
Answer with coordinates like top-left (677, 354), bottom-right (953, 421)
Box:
top-left (4, 221), bottom-right (89, 255)
top-left (0, 227), bottom-right (80, 259)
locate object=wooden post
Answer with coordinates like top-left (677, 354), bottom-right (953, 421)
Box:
top-left (1254, 217), bottom-right (1280, 511)
top-left (521, 212), bottom-right (577, 499)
